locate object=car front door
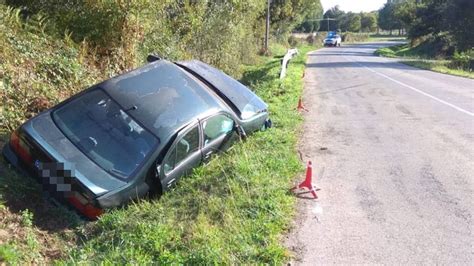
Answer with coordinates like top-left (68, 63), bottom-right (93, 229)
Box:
top-left (200, 113), bottom-right (238, 162)
top-left (160, 123), bottom-right (201, 190)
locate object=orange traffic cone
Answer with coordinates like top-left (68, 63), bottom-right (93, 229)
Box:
top-left (296, 97), bottom-right (309, 112)
top-left (290, 161), bottom-right (319, 199)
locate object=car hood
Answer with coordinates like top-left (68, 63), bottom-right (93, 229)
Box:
top-left (23, 112), bottom-right (126, 196)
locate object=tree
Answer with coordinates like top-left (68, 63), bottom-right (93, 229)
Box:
top-left (444, 0), bottom-right (474, 51)
top-left (294, 0), bottom-right (323, 32)
top-left (408, 0), bottom-right (473, 51)
top-left (394, 0), bottom-right (417, 29)
top-left (360, 12), bottom-right (377, 32)
top-left (378, 2), bottom-right (402, 35)
top-left (319, 5), bottom-right (345, 31)
top-left (270, 0), bottom-right (323, 38)
top-left (342, 12), bottom-right (361, 32)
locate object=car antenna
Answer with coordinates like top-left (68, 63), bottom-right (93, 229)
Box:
top-left (147, 54), bottom-right (162, 63)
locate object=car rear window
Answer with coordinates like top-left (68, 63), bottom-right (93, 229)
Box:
top-left (52, 89), bottom-right (158, 180)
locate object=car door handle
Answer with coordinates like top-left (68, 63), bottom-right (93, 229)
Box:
top-left (204, 151), bottom-right (213, 160)
top-left (166, 178), bottom-right (176, 188)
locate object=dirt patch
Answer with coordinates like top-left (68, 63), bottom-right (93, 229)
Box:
top-left (0, 207), bottom-right (76, 263)
top-left (1, 139), bottom-right (80, 263)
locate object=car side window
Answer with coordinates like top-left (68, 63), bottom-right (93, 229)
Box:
top-left (203, 114), bottom-right (234, 147)
top-left (163, 126), bottom-right (200, 174)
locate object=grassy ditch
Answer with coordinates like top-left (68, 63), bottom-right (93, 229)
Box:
top-left (0, 44), bottom-right (315, 264)
top-left (375, 44), bottom-right (474, 79)
top-left (67, 44), bottom-right (313, 264)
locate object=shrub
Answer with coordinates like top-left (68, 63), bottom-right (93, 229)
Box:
top-left (288, 35), bottom-right (300, 47)
top-left (341, 32), bottom-right (370, 43)
top-left (5, 1), bottom-right (267, 77)
top-left (0, 6), bottom-right (102, 130)
top-left (451, 49), bottom-right (473, 71)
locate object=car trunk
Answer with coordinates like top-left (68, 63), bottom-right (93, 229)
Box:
top-left (7, 111), bottom-right (126, 218)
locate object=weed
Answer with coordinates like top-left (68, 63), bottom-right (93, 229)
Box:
top-left (0, 244), bottom-right (20, 264)
top-left (20, 209), bottom-right (33, 227)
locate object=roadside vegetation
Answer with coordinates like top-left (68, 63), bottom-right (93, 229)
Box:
top-left (376, 0), bottom-right (473, 78)
top-left (0, 0), bottom-right (321, 263)
top-left (0, 37), bottom-right (316, 264)
top-left (376, 44), bottom-right (473, 79)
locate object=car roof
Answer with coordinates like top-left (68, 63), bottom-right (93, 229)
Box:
top-left (100, 60), bottom-right (225, 143)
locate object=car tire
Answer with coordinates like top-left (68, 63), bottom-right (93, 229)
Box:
top-left (260, 118), bottom-right (272, 131)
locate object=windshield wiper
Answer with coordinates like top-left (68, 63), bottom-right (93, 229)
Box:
top-left (108, 168), bottom-right (128, 179)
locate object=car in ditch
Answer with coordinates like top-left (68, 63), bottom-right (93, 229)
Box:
top-left (2, 57), bottom-right (271, 219)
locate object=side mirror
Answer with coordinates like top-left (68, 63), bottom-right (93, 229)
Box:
top-left (147, 54), bottom-right (161, 63)
top-left (155, 164), bottom-right (161, 178)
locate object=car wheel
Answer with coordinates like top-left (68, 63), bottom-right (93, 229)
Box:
top-left (260, 118), bottom-right (272, 131)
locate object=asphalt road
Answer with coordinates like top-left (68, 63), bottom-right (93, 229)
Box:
top-left (286, 42), bottom-right (474, 264)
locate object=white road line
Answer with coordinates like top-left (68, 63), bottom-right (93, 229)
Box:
top-left (344, 57), bottom-right (474, 117)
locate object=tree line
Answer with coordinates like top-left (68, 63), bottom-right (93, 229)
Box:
top-left (4, 0), bottom-right (323, 75)
top-left (378, 0), bottom-right (473, 52)
top-left (296, 5), bottom-right (377, 33)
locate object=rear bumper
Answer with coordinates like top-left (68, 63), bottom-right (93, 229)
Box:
top-left (2, 141), bottom-right (103, 220)
top-left (2, 142), bottom-right (21, 170)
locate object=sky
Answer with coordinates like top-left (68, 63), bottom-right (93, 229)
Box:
top-left (320, 0), bottom-right (386, 13)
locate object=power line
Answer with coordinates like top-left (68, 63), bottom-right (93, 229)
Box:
top-left (306, 18), bottom-right (337, 32)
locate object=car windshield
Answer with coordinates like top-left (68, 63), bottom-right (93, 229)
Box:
top-left (52, 89), bottom-right (158, 179)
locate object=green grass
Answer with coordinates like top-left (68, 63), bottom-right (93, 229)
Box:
top-left (375, 44), bottom-right (420, 58)
top-left (402, 60), bottom-right (474, 79)
top-left (368, 36), bottom-right (407, 42)
top-left (375, 44), bottom-right (474, 79)
top-left (0, 43), bottom-right (316, 264)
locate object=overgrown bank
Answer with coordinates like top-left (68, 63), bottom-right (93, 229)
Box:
top-left (375, 43), bottom-right (473, 79)
top-left (0, 34), bottom-right (316, 263)
top-left (1, 1), bottom-right (320, 262)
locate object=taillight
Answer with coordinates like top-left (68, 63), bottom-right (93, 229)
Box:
top-left (67, 192), bottom-right (104, 219)
top-left (10, 129), bottom-right (33, 164)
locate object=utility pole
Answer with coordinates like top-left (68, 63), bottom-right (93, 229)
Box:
top-left (303, 18), bottom-right (336, 33)
top-left (313, 18), bottom-right (336, 32)
top-left (264, 0), bottom-right (270, 54)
